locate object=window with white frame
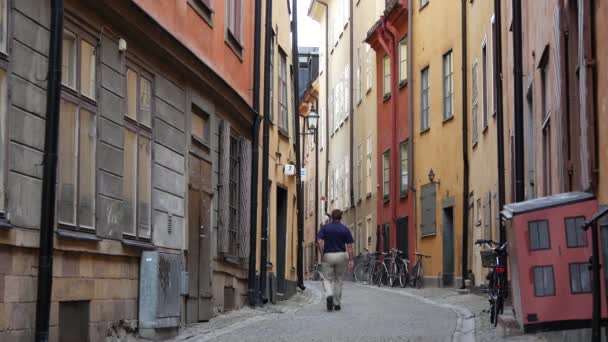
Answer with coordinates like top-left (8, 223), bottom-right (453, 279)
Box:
top-left (279, 49), bottom-right (289, 133)
top-left (226, 0), bottom-right (243, 50)
top-left (319, 106), bottom-right (325, 150)
top-left (442, 50), bottom-right (454, 120)
top-left (472, 62), bottom-right (479, 144)
top-left (357, 144), bottom-right (362, 200)
top-left (420, 67), bottom-right (430, 131)
top-left (228, 134), bottom-right (240, 255)
top-left (383, 55), bottom-right (391, 98)
top-left (0, 0), bottom-right (7, 53)
top-left (356, 47), bottom-right (362, 104)
top-left (399, 38), bottom-right (407, 85)
top-left (344, 64), bottom-right (350, 120)
top-left (366, 135), bottom-right (372, 195)
top-left (58, 25), bottom-right (98, 232)
top-left (400, 140), bottom-right (408, 196)
top-left (123, 62), bottom-right (153, 240)
top-left (366, 44), bottom-right (372, 92)
top-left (383, 150), bottom-right (390, 201)
top-left (268, 32), bottom-right (275, 122)
top-left (491, 16), bottom-right (497, 115)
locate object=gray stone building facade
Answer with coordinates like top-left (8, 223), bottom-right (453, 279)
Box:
top-left (0, 0), bottom-right (256, 341)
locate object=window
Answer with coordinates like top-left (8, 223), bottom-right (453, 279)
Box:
top-left (383, 150), bottom-right (390, 201)
top-left (228, 135), bottom-right (240, 256)
top-left (62, 30), bottom-right (96, 100)
top-left (471, 62), bottom-right (479, 144)
top-left (565, 216), bottom-right (587, 248)
top-left (533, 266), bottom-right (555, 297)
top-left (0, 69), bottom-right (5, 216)
top-left (476, 198), bottom-right (481, 223)
top-left (482, 43), bottom-right (488, 130)
top-left (366, 44), bottom-right (373, 92)
top-left (529, 220), bottom-right (550, 250)
top-left (57, 100), bottom-right (96, 231)
top-left (0, 0), bottom-right (6, 53)
top-left (356, 47), bottom-right (362, 104)
top-left (319, 107), bottom-right (325, 150)
top-left (399, 38), bottom-right (408, 85)
top-left (268, 32), bottom-right (275, 122)
top-left (226, 0), bottom-right (243, 50)
top-left (491, 17), bottom-right (497, 115)
top-left (366, 135), bottom-right (372, 195)
top-left (278, 50), bottom-right (288, 133)
top-left (570, 263), bottom-right (591, 294)
top-left (442, 51), bottom-right (454, 120)
top-left (540, 58), bottom-right (551, 196)
top-left (123, 63), bottom-right (153, 239)
top-left (188, 0), bottom-right (213, 24)
top-left (400, 140), bottom-right (408, 196)
top-left (383, 55), bottom-right (391, 99)
top-left (357, 144), bottom-right (362, 200)
top-left (192, 105), bottom-right (210, 144)
top-left (420, 67), bottom-right (430, 131)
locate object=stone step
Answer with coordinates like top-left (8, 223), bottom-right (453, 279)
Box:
top-left (496, 306), bottom-right (524, 338)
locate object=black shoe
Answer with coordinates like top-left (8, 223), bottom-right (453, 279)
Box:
top-left (334, 305), bottom-right (341, 311)
top-left (326, 296), bottom-right (334, 311)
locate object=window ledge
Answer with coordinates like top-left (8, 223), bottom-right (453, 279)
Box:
top-left (482, 125), bottom-right (489, 134)
top-left (225, 31), bottom-right (244, 62)
top-left (366, 192), bottom-right (372, 199)
top-left (383, 94), bottom-right (392, 102)
top-left (399, 80), bottom-right (408, 89)
top-left (192, 136), bottom-right (211, 150)
top-left (442, 115), bottom-right (454, 124)
top-left (56, 228), bottom-right (101, 242)
top-left (122, 239), bottom-right (156, 250)
top-left (420, 127), bottom-right (431, 135)
top-left (421, 232), bottom-right (436, 238)
top-left (0, 215), bottom-right (13, 230)
top-left (420, 1), bottom-right (429, 11)
top-left (472, 140), bottom-right (478, 148)
top-left (278, 127), bottom-right (290, 139)
top-left (188, 0), bottom-right (214, 28)
top-left (400, 192), bottom-right (408, 199)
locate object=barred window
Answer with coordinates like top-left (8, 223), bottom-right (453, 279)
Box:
top-left (228, 135), bottom-right (240, 256)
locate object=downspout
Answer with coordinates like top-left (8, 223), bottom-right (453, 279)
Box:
top-left (460, 0), bottom-right (469, 289)
top-left (314, 97), bottom-right (320, 253)
top-left (407, 0), bottom-right (415, 260)
top-left (35, 0), bottom-right (63, 341)
top-left (248, 0), bottom-right (263, 307)
top-left (493, 0), bottom-right (506, 244)
top-left (260, 0), bottom-right (273, 304)
top-left (349, 0), bottom-right (355, 214)
top-left (291, 0), bottom-right (306, 290)
top-left (512, 0), bottom-right (525, 202)
top-left (590, 0), bottom-right (599, 194)
top-left (316, 0), bottom-right (329, 230)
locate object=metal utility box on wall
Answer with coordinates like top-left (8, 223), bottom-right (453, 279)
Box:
top-left (502, 192), bottom-right (605, 333)
top-left (139, 251), bottom-right (182, 339)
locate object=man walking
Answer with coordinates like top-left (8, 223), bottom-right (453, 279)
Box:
top-left (317, 209), bottom-right (354, 311)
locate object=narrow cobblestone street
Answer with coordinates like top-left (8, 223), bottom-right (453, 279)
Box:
top-left (168, 282), bottom-right (475, 342)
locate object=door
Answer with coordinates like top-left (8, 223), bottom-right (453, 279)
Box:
top-left (187, 154), bottom-right (213, 322)
top-left (396, 217), bottom-right (409, 256)
top-left (442, 207), bottom-right (455, 287)
top-left (276, 187), bottom-right (288, 294)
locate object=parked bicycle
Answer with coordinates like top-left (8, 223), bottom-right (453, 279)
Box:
top-left (409, 252), bottom-right (431, 288)
top-left (354, 249), bottom-right (376, 284)
top-left (386, 249), bottom-right (410, 288)
top-left (476, 239), bottom-right (508, 327)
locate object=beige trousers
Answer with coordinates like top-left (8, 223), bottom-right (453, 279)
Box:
top-left (321, 252), bottom-right (348, 305)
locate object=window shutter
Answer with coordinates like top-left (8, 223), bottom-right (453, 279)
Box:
top-left (218, 120), bottom-right (231, 254)
top-left (238, 137), bottom-right (251, 259)
top-left (483, 192), bottom-right (491, 240)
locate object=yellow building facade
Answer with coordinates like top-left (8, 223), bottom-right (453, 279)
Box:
top-left (412, 0), bottom-right (465, 287)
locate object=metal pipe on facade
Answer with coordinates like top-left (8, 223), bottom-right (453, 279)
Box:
top-left (260, 0), bottom-right (273, 304)
top-left (493, 0), bottom-right (506, 244)
top-left (35, 0), bottom-right (64, 340)
top-left (407, 0), bottom-right (415, 259)
top-left (460, 0), bottom-right (469, 289)
top-left (314, 98), bottom-right (320, 257)
top-left (291, 0), bottom-right (306, 291)
top-left (349, 0), bottom-right (355, 212)
top-left (512, 0), bottom-right (525, 202)
top-left (247, 0), bottom-right (263, 307)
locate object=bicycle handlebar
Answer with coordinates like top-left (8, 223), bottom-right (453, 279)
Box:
top-left (475, 239), bottom-right (499, 246)
top-left (413, 252), bottom-right (431, 258)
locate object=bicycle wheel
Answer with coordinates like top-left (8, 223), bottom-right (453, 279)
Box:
top-left (354, 263), bottom-right (367, 283)
top-left (372, 265), bottom-right (382, 286)
top-left (398, 261), bottom-right (409, 288)
top-left (415, 263), bottom-right (424, 289)
top-left (389, 261), bottom-right (398, 287)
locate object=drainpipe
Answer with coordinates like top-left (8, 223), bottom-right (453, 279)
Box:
top-left (407, 0), bottom-right (415, 260)
top-left (349, 0), bottom-right (355, 215)
top-left (314, 97), bottom-right (320, 255)
top-left (291, 0), bottom-right (306, 291)
top-left (260, 0), bottom-right (273, 304)
top-left (590, 0), bottom-right (599, 195)
top-left (385, 20), bottom-right (399, 243)
top-left (315, 0), bottom-right (329, 236)
top-left (35, 0), bottom-right (63, 341)
top-left (460, 0), bottom-right (469, 289)
top-left (493, 0), bottom-right (506, 245)
top-left (512, 0), bottom-right (525, 202)
top-left (247, 0), bottom-right (263, 307)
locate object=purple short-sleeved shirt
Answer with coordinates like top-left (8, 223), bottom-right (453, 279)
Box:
top-left (317, 221), bottom-right (354, 253)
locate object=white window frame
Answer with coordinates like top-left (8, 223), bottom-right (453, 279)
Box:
top-left (366, 44), bottom-right (373, 92)
top-left (383, 55), bottom-right (391, 98)
top-left (366, 134), bottom-right (372, 195)
top-left (442, 50), bottom-right (454, 120)
top-left (420, 67), bottom-right (430, 131)
top-left (399, 37), bottom-right (407, 85)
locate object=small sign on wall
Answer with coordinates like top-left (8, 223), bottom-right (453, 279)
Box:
top-left (284, 164), bottom-right (296, 176)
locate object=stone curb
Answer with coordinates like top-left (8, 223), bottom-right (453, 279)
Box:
top-left (358, 285), bottom-right (476, 342)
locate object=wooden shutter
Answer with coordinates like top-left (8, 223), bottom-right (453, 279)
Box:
top-left (238, 137), bottom-right (251, 259)
top-left (484, 192), bottom-right (491, 240)
top-left (420, 183), bottom-right (436, 236)
top-left (218, 120), bottom-right (231, 254)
